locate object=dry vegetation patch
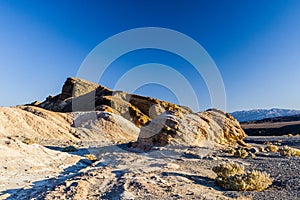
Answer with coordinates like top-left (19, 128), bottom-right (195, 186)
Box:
top-left (84, 154), bottom-right (98, 162)
top-left (234, 148), bottom-right (249, 159)
top-left (212, 162), bottom-right (244, 180)
top-left (279, 146), bottom-right (300, 157)
top-left (22, 138), bottom-right (35, 145)
top-left (266, 144), bottom-right (279, 152)
top-left (213, 162), bottom-right (273, 191)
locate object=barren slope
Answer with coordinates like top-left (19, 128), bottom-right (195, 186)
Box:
top-left (0, 77), bottom-right (252, 199)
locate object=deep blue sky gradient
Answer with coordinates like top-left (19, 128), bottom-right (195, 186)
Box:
top-left (0, 0), bottom-right (300, 112)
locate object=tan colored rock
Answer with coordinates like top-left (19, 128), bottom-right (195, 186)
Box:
top-left (34, 78), bottom-right (247, 149)
top-left (60, 77), bottom-right (101, 100)
top-left (0, 106), bottom-right (139, 145)
top-left (38, 77), bottom-right (191, 126)
top-left (134, 109), bottom-right (248, 151)
top-left (199, 109), bottom-right (248, 146)
top-left (0, 106), bottom-right (74, 142)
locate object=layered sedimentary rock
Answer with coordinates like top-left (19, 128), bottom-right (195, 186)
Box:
top-left (0, 106), bottom-right (139, 145)
top-left (133, 109), bottom-right (248, 151)
top-left (31, 77), bottom-right (247, 149)
top-left (38, 77), bottom-right (192, 127)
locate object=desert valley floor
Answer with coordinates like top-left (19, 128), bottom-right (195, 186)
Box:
top-left (0, 78), bottom-right (299, 200)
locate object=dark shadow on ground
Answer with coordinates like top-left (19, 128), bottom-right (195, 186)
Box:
top-left (2, 159), bottom-right (91, 199)
top-left (45, 146), bottom-right (91, 156)
top-left (0, 146), bottom-right (107, 200)
top-left (0, 143), bottom-right (144, 199)
top-left (1, 142), bottom-right (219, 199)
top-left (163, 170), bottom-right (280, 199)
top-left (101, 169), bottom-right (127, 200)
top-left (161, 171), bottom-right (218, 190)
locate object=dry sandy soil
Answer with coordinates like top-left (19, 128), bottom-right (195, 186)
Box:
top-left (0, 77), bottom-right (299, 200)
top-left (0, 133), bottom-right (299, 200)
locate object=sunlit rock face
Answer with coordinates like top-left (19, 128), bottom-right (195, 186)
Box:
top-left (134, 109), bottom-right (248, 151)
top-left (33, 77), bottom-right (247, 149)
top-left (38, 77), bottom-right (192, 127)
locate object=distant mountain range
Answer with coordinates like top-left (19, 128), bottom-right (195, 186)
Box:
top-left (231, 108), bottom-right (300, 122)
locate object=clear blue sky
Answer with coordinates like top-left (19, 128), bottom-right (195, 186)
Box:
top-left (0, 0), bottom-right (300, 112)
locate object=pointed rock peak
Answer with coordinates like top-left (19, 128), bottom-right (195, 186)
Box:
top-left (60, 77), bottom-right (110, 100)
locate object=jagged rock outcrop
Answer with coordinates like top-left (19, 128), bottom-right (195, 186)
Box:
top-left (37, 77), bottom-right (192, 127)
top-left (133, 109), bottom-right (248, 151)
top-left (31, 77), bottom-right (247, 149)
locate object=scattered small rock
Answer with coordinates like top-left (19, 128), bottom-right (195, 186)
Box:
top-left (22, 138), bottom-right (35, 145)
top-left (266, 144), bottom-right (279, 152)
top-left (84, 154), bottom-right (97, 162)
top-left (234, 148), bottom-right (249, 159)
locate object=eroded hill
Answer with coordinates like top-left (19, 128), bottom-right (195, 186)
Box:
top-left (0, 77), bottom-right (254, 199)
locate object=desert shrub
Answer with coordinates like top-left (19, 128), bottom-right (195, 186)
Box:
top-left (222, 148), bottom-right (236, 155)
top-left (84, 154), bottom-right (97, 162)
top-left (212, 162), bottom-right (244, 179)
top-left (213, 162), bottom-right (273, 191)
top-left (266, 144), bottom-right (279, 152)
top-left (224, 170), bottom-right (273, 191)
top-left (62, 146), bottom-right (78, 152)
top-left (234, 148), bottom-right (249, 158)
top-left (258, 146), bottom-right (267, 152)
top-left (263, 141), bottom-right (273, 145)
top-left (22, 138), bottom-right (35, 145)
top-left (279, 146), bottom-right (300, 157)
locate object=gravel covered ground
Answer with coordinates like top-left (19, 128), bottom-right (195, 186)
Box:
top-left (1, 135), bottom-right (300, 200)
top-left (233, 135), bottom-right (300, 200)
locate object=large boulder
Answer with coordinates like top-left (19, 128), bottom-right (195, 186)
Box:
top-left (134, 109), bottom-right (248, 151)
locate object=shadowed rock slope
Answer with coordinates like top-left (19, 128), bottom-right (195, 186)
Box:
top-left (37, 77), bottom-right (191, 127)
top-left (31, 77), bottom-right (247, 148)
top-left (0, 77), bottom-right (251, 199)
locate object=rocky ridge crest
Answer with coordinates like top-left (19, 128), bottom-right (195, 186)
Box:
top-left (32, 77), bottom-right (247, 149)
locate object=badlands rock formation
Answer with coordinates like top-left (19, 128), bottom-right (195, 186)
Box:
top-left (34, 77), bottom-right (247, 148)
top-left (2, 78), bottom-right (300, 200)
top-left (37, 77), bottom-right (191, 128)
top-left (134, 109), bottom-right (248, 151)
top-left (0, 77), bottom-right (249, 199)
top-left (0, 106), bottom-right (139, 145)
